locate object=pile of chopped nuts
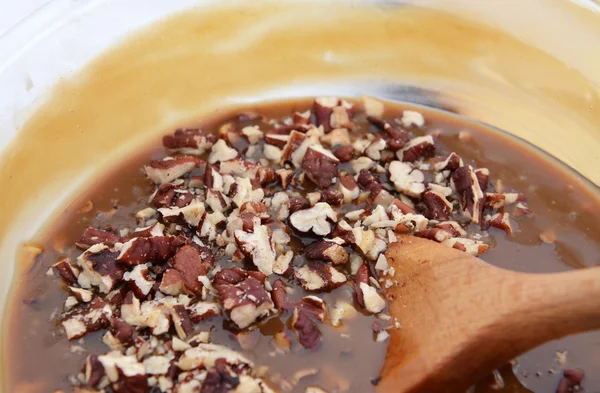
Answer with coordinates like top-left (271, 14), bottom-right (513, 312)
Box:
top-left (47, 96), bottom-right (532, 393)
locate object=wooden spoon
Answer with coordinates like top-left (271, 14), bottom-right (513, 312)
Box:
top-left (378, 235), bottom-right (600, 393)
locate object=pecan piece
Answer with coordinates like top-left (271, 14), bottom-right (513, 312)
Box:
top-left (213, 268), bottom-right (274, 329)
top-left (51, 257), bottom-right (79, 284)
top-left (389, 161), bottom-right (425, 197)
top-left (289, 202), bottom-right (338, 236)
top-left (475, 168), bottom-right (489, 191)
top-left (272, 279), bottom-right (290, 310)
top-left (298, 296), bottom-right (327, 322)
top-left (334, 145), bottom-right (355, 162)
top-left (434, 152), bottom-right (463, 172)
top-left (171, 245), bottom-right (212, 295)
top-left (488, 212), bottom-right (513, 235)
top-left (117, 236), bottom-right (180, 266)
top-left (85, 354), bottom-right (105, 387)
top-left (61, 297), bottom-right (111, 340)
top-left (280, 130), bottom-right (308, 164)
top-left (423, 190), bottom-right (453, 220)
top-left (415, 228), bottom-right (453, 243)
top-left (313, 97), bottom-right (353, 133)
top-left (291, 307), bottom-right (322, 350)
top-left (294, 263), bottom-right (347, 292)
top-left (76, 244), bottom-right (125, 293)
top-left (76, 227), bottom-right (120, 249)
top-left (208, 139), bottom-right (239, 164)
top-left (98, 351), bottom-right (148, 393)
top-left (338, 173), bottom-right (359, 204)
top-left (302, 145), bottom-right (339, 188)
top-left (484, 192), bottom-right (526, 209)
top-left (275, 168), bottom-right (295, 189)
top-left (123, 264), bottom-right (155, 299)
top-left (305, 240), bottom-right (349, 265)
top-left (144, 156), bottom-right (198, 184)
top-left (451, 165), bottom-right (484, 224)
top-left (234, 223), bottom-right (277, 276)
top-left (163, 128), bottom-right (216, 155)
top-left (367, 116), bottom-right (410, 150)
top-left (398, 135), bottom-right (435, 162)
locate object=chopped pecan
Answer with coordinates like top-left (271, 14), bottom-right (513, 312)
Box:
top-left (123, 265), bottom-right (155, 298)
top-left (241, 125), bottom-right (264, 145)
top-left (291, 307), bottom-right (322, 350)
top-left (271, 279), bottom-right (290, 310)
top-left (117, 236), bottom-right (180, 266)
top-left (61, 297), bottom-right (111, 340)
top-left (234, 223), bottom-right (277, 276)
top-left (76, 227), bottom-right (120, 249)
top-left (354, 262), bottom-right (370, 307)
top-left (389, 161), bottom-right (425, 197)
top-left (416, 228), bottom-right (453, 243)
top-left (295, 263), bottom-right (347, 292)
top-left (163, 128), bottom-right (216, 155)
top-left (51, 257), bottom-right (79, 284)
top-left (298, 296), bottom-right (327, 322)
top-left (301, 145), bottom-right (339, 188)
top-left (275, 168), bottom-right (295, 189)
top-left (338, 173), bottom-right (359, 204)
top-left (359, 282), bottom-right (385, 314)
top-left (110, 317), bottom-right (134, 345)
top-left (178, 343), bottom-right (253, 371)
top-left (435, 221), bottom-right (467, 237)
top-left (98, 351), bottom-right (148, 393)
top-left (144, 156), bottom-right (198, 184)
top-left (484, 192), bottom-right (526, 209)
top-left (367, 117), bottom-right (410, 150)
top-left (398, 135), bottom-right (435, 162)
top-left (434, 152), bottom-right (463, 172)
top-left (451, 165), bottom-right (484, 224)
top-left (280, 131), bottom-right (308, 164)
top-left (213, 268), bottom-right (273, 329)
top-left (356, 169), bottom-right (383, 197)
top-left (85, 354), bottom-right (105, 387)
top-left (240, 201), bottom-right (270, 219)
top-left (332, 221), bottom-right (356, 245)
top-left (488, 212), bottom-right (513, 235)
top-left (334, 145), bottom-right (355, 162)
top-left (321, 128), bottom-right (351, 147)
top-left (475, 168), bottom-right (489, 191)
top-left (289, 202), bottom-right (338, 236)
top-left (391, 198), bottom-right (416, 214)
top-left (400, 110), bottom-right (425, 128)
top-left (208, 139), bottom-right (239, 164)
top-left (188, 301), bottom-right (220, 322)
top-left (317, 189), bottom-right (344, 207)
top-left (294, 110), bottom-right (312, 125)
top-left (351, 157), bottom-right (375, 174)
top-left (77, 244), bottom-right (125, 293)
top-left (206, 189), bottom-right (230, 213)
top-left (313, 97), bottom-right (353, 133)
top-left (365, 138), bottom-right (387, 161)
top-left (513, 202), bottom-right (533, 218)
top-left (362, 96), bottom-right (385, 117)
top-left (442, 238), bottom-right (489, 256)
top-left (170, 304), bottom-right (194, 340)
top-left (288, 197), bottom-right (307, 214)
top-left (172, 245), bottom-right (212, 295)
top-left (423, 190), bottom-right (453, 220)
top-left (305, 240), bottom-right (349, 265)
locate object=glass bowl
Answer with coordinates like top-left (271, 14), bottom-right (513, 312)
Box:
top-left (1, 0), bottom-right (599, 391)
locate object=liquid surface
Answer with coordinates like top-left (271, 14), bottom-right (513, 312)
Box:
top-left (4, 98), bottom-right (600, 393)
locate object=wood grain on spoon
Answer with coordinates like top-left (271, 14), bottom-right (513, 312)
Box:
top-left (378, 235), bottom-right (600, 393)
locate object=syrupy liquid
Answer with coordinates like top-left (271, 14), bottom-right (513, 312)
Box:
top-left (4, 99), bottom-right (600, 393)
